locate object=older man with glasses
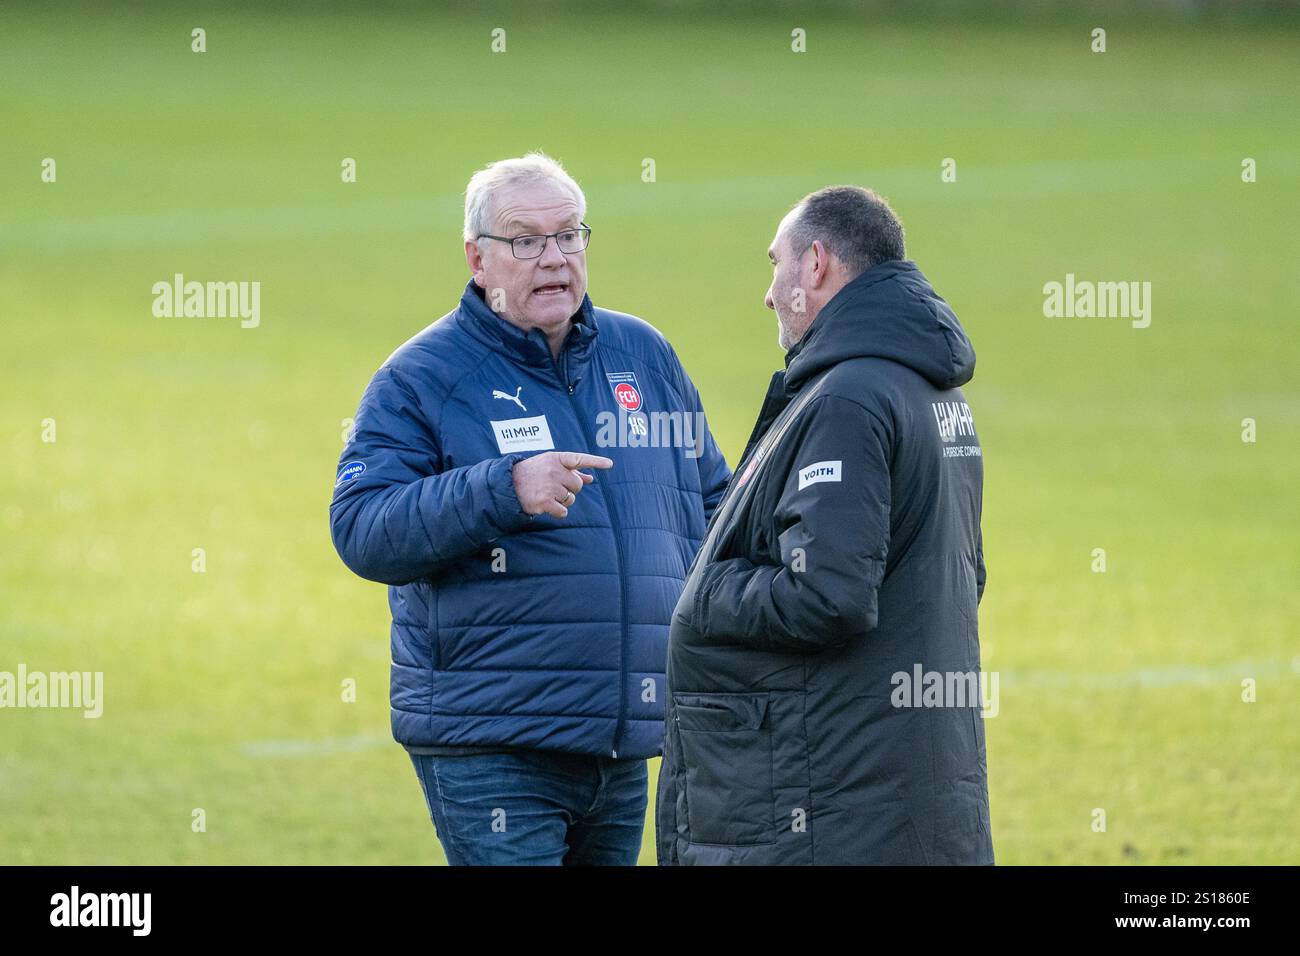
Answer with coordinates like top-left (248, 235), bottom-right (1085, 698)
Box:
top-left (330, 152), bottom-right (730, 865)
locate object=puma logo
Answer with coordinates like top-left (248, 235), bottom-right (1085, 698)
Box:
top-left (492, 386), bottom-right (526, 412)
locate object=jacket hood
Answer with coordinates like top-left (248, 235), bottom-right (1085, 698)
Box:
top-left (784, 260), bottom-right (975, 391)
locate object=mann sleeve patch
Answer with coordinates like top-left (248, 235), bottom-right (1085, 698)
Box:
top-left (336, 461), bottom-right (366, 486)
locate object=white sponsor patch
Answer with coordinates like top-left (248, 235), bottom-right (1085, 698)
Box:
top-left (491, 415), bottom-right (555, 453)
top-left (797, 459), bottom-right (842, 490)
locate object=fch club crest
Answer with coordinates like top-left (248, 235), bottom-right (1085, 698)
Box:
top-left (606, 371), bottom-right (643, 412)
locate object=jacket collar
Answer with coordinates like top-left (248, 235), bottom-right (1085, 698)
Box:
top-left (780, 263), bottom-right (918, 389)
top-left (455, 280), bottom-right (599, 369)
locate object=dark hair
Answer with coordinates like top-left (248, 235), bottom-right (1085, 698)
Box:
top-left (785, 185), bottom-right (905, 278)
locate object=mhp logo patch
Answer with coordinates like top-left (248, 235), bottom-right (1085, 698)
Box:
top-left (336, 461), bottom-right (366, 486)
top-left (491, 415), bottom-right (555, 454)
top-left (606, 371), bottom-right (643, 412)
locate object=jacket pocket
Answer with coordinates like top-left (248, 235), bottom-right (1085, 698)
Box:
top-left (673, 692), bottom-right (775, 846)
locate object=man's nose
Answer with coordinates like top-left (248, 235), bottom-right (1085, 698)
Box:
top-left (538, 235), bottom-right (568, 267)
top-left (764, 285), bottom-right (775, 311)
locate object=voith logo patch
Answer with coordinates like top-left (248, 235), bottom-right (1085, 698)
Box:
top-left (606, 372), bottom-right (643, 412)
top-left (797, 460), bottom-right (842, 490)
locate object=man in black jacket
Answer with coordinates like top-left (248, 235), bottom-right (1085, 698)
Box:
top-left (656, 186), bottom-right (993, 865)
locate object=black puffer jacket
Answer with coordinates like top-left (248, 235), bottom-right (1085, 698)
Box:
top-left (656, 259), bottom-right (992, 865)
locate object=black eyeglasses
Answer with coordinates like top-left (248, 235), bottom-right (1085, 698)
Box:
top-left (477, 222), bottom-right (592, 259)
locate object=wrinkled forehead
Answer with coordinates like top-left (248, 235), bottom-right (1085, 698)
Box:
top-left (491, 181), bottom-right (582, 234)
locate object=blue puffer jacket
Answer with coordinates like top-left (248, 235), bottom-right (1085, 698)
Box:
top-left (330, 280), bottom-right (730, 759)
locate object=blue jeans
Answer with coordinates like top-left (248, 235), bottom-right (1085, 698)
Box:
top-left (408, 749), bottom-right (648, 865)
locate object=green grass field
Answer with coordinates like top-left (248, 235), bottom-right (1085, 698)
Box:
top-left (2, 3), bottom-right (1297, 864)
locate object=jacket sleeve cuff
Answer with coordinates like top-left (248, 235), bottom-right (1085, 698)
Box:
top-left (486, 453), bottom-right (536, 536)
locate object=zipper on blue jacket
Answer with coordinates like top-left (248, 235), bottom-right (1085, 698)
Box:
top-left (550, 339), bottom-right (628, 759)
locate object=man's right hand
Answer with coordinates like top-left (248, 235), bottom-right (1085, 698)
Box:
top-left (512, 452), bottom-right (614, 518)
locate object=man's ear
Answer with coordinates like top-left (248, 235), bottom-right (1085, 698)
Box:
top-left (465, 239), bottom-right (487, 288)
top-left (808, 239), bottom-right (833, 290)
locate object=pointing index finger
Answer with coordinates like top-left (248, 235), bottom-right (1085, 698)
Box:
top-left (560, 452), bottom-right (614, 470)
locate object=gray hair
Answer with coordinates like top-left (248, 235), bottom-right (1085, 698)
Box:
top-left (785, 185), bottom-right (906, 278)
top-left (463, 152), bottom-right (586, 242)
